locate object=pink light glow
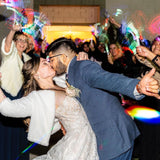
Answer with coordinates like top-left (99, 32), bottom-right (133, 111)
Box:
top-left (148, 16), bottom-right (160, 35)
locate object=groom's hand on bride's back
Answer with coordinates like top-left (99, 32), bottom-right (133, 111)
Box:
top-left (60, 122), bottom-right (66, 135)
top-left (77, 52), bottom-right (89, 61)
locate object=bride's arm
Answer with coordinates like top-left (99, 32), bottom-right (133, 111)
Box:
top-left (0, 88), bottom-right (32, 118)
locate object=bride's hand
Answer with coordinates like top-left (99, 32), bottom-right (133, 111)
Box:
top-left (60, 122), bottom-right (66, 135)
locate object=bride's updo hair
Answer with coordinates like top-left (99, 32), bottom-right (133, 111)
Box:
top-left (22, 56), bottom-right (41, 96)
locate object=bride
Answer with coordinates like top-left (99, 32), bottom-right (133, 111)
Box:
top-left (0, 57), bottom-right (99, 160)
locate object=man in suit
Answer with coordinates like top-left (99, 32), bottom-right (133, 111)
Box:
top-left (46, 38), bottom-right (160, 160)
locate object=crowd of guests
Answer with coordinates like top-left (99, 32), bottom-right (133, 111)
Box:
top-left (0, 16), bottom-right (160, 160)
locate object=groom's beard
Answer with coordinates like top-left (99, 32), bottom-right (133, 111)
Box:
top-left (56, 59), bottom-right (66, 75)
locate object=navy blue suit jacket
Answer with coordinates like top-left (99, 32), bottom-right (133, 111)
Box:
top-left (68, 57), bottom-right (140, 160)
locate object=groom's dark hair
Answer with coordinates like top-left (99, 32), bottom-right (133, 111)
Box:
top-left (46, 37), bottom-right (78, 55)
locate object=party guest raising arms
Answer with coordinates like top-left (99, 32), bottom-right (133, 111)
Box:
top-left (0, 23), bottom-right (31, 160)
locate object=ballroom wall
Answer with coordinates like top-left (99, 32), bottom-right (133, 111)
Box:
top-left (34, 0), bottom-right (105, 23)
top-left (34, 0), bottom-right (105, 11)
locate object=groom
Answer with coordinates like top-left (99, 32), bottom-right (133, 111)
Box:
top-left (46, 38), bottom-right (160, 160)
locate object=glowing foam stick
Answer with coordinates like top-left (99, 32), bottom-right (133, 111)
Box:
top-left (104, 10), bottom-right (110, 18)
top-left (113, 9), bottom-right (123, 17)
top-left (123, 22), bottom-right (140, 54)
top-left (127, 22), bottom-right (140, 46)
top-left (6, 6), bottom-right (28, 25)
top-left (105, 43), bottom-right (109, 54)
top-left (93, 23), bottom-right (101, 37)
top-left (46, 55), bottom-right (50, 62)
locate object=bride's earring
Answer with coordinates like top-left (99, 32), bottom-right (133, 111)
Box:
top-left (36, 74), bottom-right (40, 79)
top-left (35, 72), bottom-right (40, 80)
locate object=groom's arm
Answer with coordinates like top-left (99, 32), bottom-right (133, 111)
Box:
top-left (80, 61), bottom-right (160, 100)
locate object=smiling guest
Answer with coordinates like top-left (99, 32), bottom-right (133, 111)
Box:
top-left (0, 23), bottom-right (31, 160)
top-left (0, 24), bottom-right (31, 97)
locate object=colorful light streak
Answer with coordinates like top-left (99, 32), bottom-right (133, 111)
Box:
top-left (148, 16), bottom-right (160, 35)
top-left (16, 126), bottom-right (55, 160)
top-left (16, 142), bottom-right (38, 160)
top-left (125, 105), bottom-right (160, 124)
top-left (99, 105), bottom-right (160, 150)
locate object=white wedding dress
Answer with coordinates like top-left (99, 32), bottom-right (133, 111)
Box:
top-left (35, 96), bottom-right (99, 160)
top-left (0, 90), bottom-right (99, 160)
